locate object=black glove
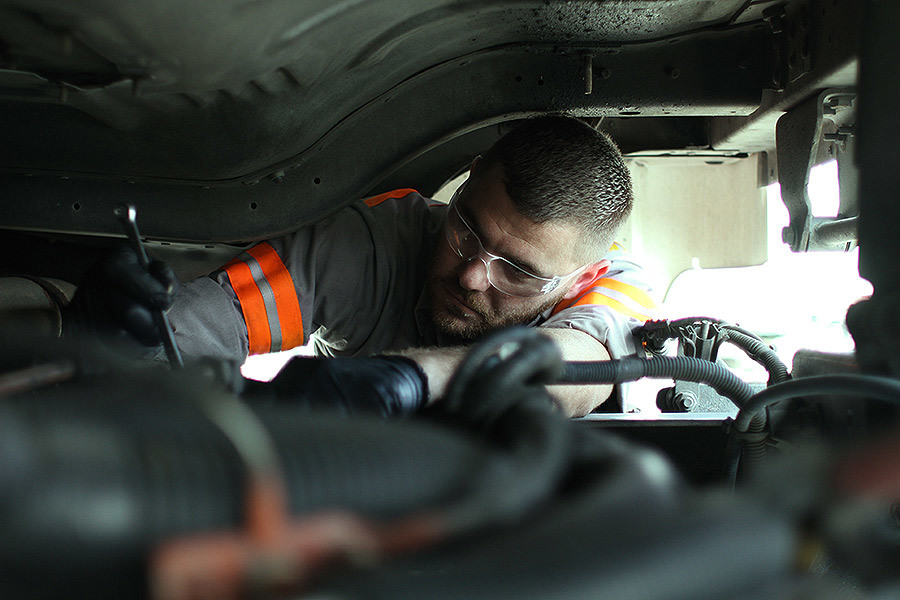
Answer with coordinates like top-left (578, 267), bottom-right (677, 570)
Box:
top-left (63, 244), bottom-right (179, 348)
top-left (241, 355), bottom-right (429, 417)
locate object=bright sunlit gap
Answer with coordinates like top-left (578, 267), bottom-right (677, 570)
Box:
top-left (663, 159), bottom-right (872, 383)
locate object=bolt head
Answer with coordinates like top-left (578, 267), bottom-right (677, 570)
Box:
top-left (782, 227), bottom-right (795, 245)
top-left (673, 392), bottom-right (697, 411)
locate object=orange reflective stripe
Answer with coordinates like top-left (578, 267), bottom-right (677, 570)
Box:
top-left (590, 278), bottom-right (657, 311)
top-left (223, 258), bottom-right (272, 355)
top-left (552, 275), bottom-right (656, 322)
top-left (558, 291), bottom-right (652, 322)
top-left (245, 244), bottom-right (304, 351)
top-left (223, 243), bottom-right (303, 355)
top-left (363, 188), bottom-right (418, 207)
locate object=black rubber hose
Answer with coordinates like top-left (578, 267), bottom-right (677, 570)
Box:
top-left (731, 412), bottom-right (768, 486)
top-left (722, 432), bottom-right (743, 489)
top-left (719, 323), bottom-right (765, 343)
top-left (726, 374), bottom-right (900, 488)
top-left (734, 374), bottom-right (900, 433)
top-left (432, 327), bottom-right (574, 532)
top-left (718, 325), bottom-right (785, 484)
top-left (440, 400), bottom-right (573, 533)
top-left (561, 356), bottom-right (754, 407)
top-left (441, 327), bottom-right (564, 425)
top-left (442, 327), bottom-right (563, 413)
top-left (719, 327), bottom-right (790, 386)
top-left (0, 371), bottom-right (496, 600)
top-left (0, 335), bottom-right (583, 599)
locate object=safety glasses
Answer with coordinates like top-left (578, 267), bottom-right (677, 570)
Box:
top-left (444, 184), bottom-right (585, 297)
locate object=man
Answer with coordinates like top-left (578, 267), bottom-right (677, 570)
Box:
top-left (74, 116), bottom-right (656, 416)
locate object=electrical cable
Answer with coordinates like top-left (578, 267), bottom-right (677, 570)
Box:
top-left (559, 350), bottom-right (760, 487)
top-left (719, 323), bottom-right (765, 343)
top-left (560, 355), bottom-right (754, 407)
top-left (641, 317), bottom-right (789, 388)
top-left (718, 327), bottom-right (790, 386)
top-left (723, 374), bottom-right (900, 489)
top-left (733, 374), bottom-right (900, 433)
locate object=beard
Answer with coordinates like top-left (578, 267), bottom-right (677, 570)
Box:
top-left (425, 265), bottom-right (563, 345)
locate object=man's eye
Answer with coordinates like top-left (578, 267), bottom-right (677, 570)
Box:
top-left (503, 265), bottom-right (534, 283)
top-left (459, 230), bottom-right (478, 247)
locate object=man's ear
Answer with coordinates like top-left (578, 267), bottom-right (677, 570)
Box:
top-left (562, 259), bottom-right (610, 300)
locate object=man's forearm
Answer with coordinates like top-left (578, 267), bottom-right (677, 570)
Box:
top-left (395, 329), bottom-right (613, 418)
top-left (540, 328), bottom-right (614, 417)
top-left (393, 345), bottom-right (469, 404)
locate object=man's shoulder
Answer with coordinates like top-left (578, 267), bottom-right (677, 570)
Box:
top-left (357, 188), bottom-right (447, 239)
top-left (361, 188), bottom-right (446, 211)
top-left (550, 244), bottom-right (659, 323)
top-left (362, 188), bottom-right (427, 208)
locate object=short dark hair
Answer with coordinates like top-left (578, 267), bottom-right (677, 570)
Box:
top-left (472, 116), bottom-right (633, 261)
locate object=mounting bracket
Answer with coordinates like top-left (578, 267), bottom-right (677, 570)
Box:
top-left (776, 88), bottom-right (857, 252)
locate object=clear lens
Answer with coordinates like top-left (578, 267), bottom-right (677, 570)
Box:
top-left (444, 201), bottom-right (555, 297)
top-left (493, 261), bottom-right (550, 295)
top-left (445, 208), bottom-right (479, 258)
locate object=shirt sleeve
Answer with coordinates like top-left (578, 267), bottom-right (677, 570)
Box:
top-left (538, 244), bottom-right (659, 412)
top-left (284, 191), bottom-right (442, 357)
top-left (539, 243), bottom-right (660, 359)
top-left (166, 190), bottom-right (440, 363)
top-left (165, 274), bottom-right (251, 362)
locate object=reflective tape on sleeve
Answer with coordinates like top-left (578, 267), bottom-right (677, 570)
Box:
top-left (552, 276), bottom-right (657, 322)
top-left (223, 242), bottom-right (304, 355)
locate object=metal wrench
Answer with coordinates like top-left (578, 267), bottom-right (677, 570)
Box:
top-left (114, 204), bottom-right (184, 368)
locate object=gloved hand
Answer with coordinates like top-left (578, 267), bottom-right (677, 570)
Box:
top-left (241, 355), bottom-right (429, 417)
top-left (63, 244), bottom-right (179, 348)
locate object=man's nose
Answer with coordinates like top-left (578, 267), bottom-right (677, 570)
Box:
top-left (457, 255), bottom-right (492, 292)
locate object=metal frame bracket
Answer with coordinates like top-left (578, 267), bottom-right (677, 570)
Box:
top-left (776, 88), bottom-right (857, 252)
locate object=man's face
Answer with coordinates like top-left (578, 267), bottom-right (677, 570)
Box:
top-left (426, 165), bottom-right (587, 343)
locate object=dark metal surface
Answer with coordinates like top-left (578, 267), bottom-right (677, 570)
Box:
top-left (0, 0), bottom-right (766, 181)
top-left (579, 413), bottom-right (733, 484)
top-left (856, 0), bottom-right (900, 294)
top-left (0, 0), bottom-right (827, 243)
top-left (0, 23), bottom-right (771, 242)
top-left (843, 0), bottom-right (900, 379)
top-left (709, 0), bottom-right (862, 157)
